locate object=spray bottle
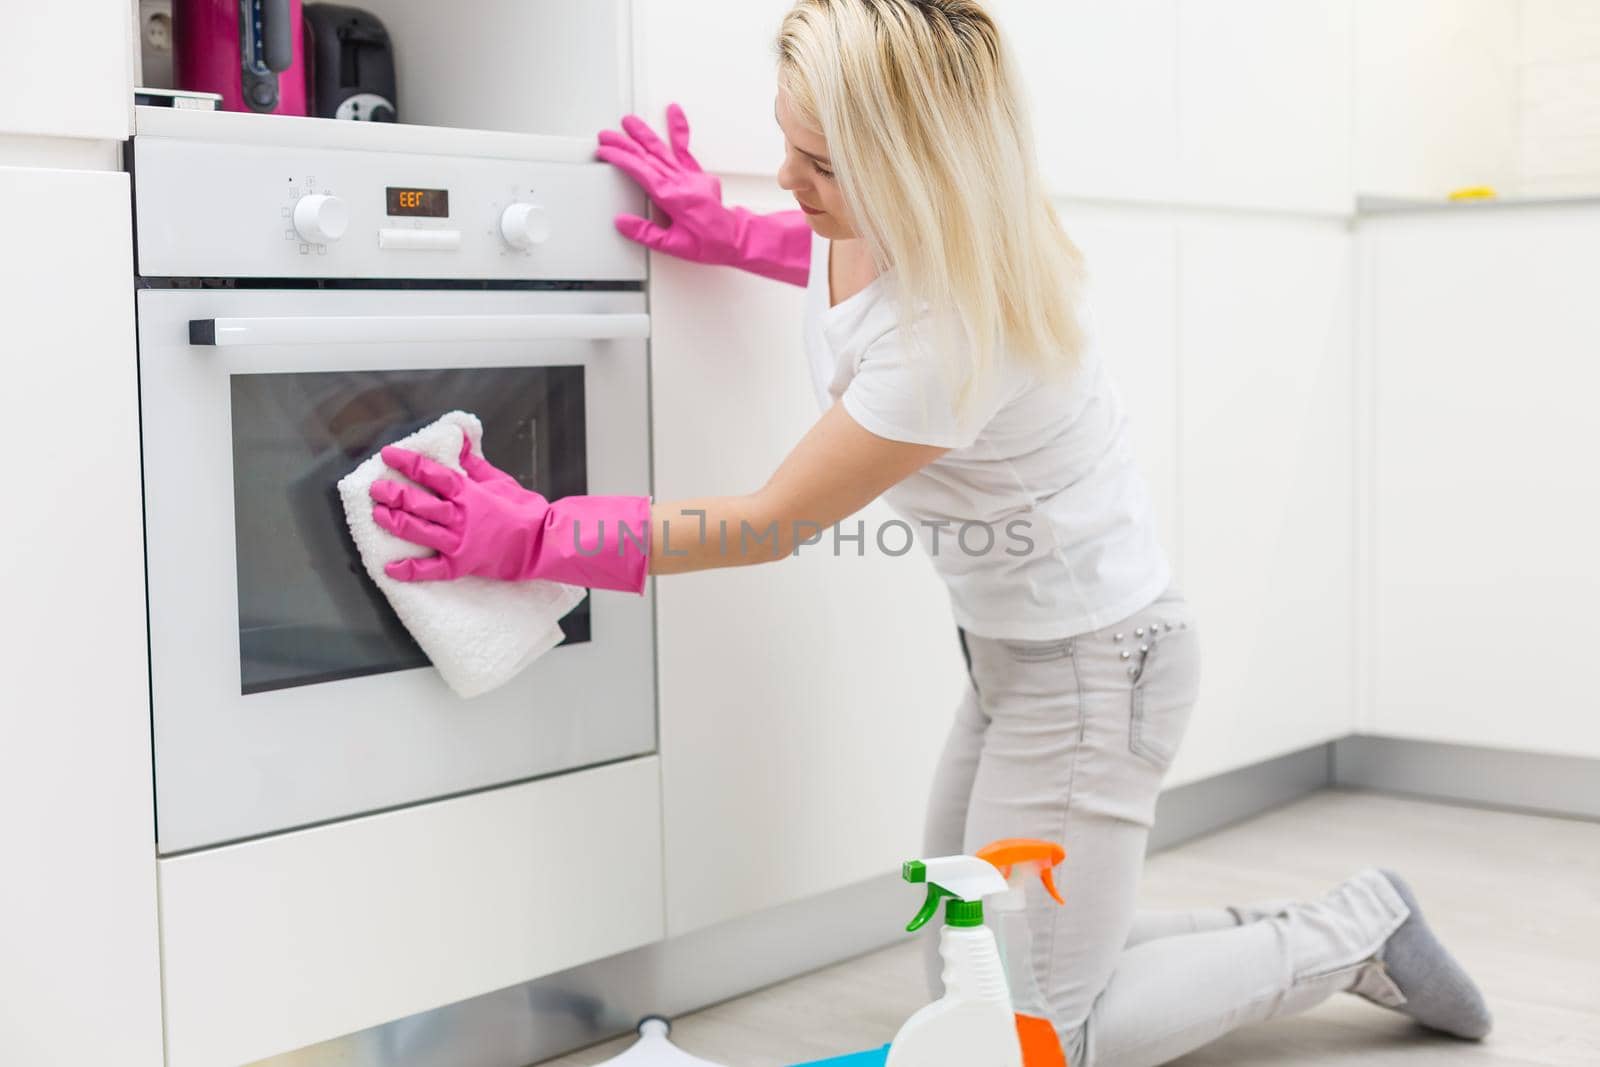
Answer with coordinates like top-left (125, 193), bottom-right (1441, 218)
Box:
top-left (975, 838), bottom-right (1069, 1067)
top-left (592, 1016), bottom-right (729, 1067)
top-left (885, 855), bottom-right (1023, 1067)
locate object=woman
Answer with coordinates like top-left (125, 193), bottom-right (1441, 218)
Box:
top-left (370, 2), bottom-right (1493, 1062)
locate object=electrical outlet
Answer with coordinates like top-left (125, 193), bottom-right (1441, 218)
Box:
top-left (139, 0), bottom-right (175, 89)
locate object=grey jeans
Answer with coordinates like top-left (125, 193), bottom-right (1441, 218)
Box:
top-left (922, 584), bottom-right (1411, 1067)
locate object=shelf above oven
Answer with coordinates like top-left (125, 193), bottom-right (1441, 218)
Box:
top-left (133, 104), bottom-right (602, 166)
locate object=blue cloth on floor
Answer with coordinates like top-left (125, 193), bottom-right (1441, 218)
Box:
top-left (789, 1045), bottom-right (890, 1066)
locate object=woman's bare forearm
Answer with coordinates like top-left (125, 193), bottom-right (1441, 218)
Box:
top-left (647, 493), bottom-right (809, 574)
top-left (645, 404), bottom-right (948, 577)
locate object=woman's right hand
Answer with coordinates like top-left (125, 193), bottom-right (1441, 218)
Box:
top-left (595, 102), bottom-right (813, 286)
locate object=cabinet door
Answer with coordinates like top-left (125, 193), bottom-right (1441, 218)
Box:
top-left (632, 0), bottom-right (795, 177)
top-left (637, 0), bottom-right (1182, 201)
top-left (159, 759), bottom-right (665, 1067)
top-left (650, 178), bottom-right (966, 936)
top-left (1369, 209), bottom-right (1600, 758)
top-left (1059, 206), bottom-right (1181, 571)
top-left (1173, 217), bottom-right (1356, 785)
top-left (0, 167), bottom-right (161, 1065)
top-left (1178, 0), bottom-right (1354, 214)
top-left (0, 0), bottom-right (130, 140)
top-left (991, 0), bottom-right (1179, 202)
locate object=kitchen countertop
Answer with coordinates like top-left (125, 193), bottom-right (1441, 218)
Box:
top-left (1357, 192), bottom-right (1600, 216)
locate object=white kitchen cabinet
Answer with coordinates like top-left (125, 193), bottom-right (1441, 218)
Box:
top-left (0, 167), bottom-right (162, 1066)
top-left (159, 757), bottom-right (666, 1067)
top-left (635, 0), bottom-right (1352, 215)
top-left (1177, 0), bottom-right (1355, 214)
top-left (1171, 216), bottom-right (1357, 786)
top-left (650, 177), bottom-right (966, 937)
top-left (1057, 204), bottom-right (1181, 574)
top-left (1367, 207), bottom-right (1600, 759)
top-left (0, 0), bottom-right (130, 141)
top-left (991, 0), bottom-right (1179, 203)
top-left (1354, 0), bottom-right (1518, 201)
top-left (632, 0), bottom-right (795, 177)
top-left (635, 0), bottom-right (1183, 202)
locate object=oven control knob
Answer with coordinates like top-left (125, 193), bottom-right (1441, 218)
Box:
top-left (500, 202), bottom-right (551, 250)
top-left (293, 194), bottom-right (349, 244)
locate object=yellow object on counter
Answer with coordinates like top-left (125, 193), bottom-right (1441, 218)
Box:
top-left (1447, 186), bottom-right (1498, 201)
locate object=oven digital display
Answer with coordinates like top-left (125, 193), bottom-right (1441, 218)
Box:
top-left (385, 186), bottom-right (449, 217)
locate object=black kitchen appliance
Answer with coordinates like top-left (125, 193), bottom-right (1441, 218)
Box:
top-left (304, 3), bottom-right (397, 122)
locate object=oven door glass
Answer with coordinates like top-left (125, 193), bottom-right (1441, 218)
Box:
top-left (138, 287), bottom-right (655, 854)
top-left (232, 367), bottom-right (589, 695)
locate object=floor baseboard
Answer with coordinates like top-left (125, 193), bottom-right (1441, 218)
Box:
top-left (1333, 734), bottom-right (1600, 821)
top-left (1150, 744), bottom-right (1334, 852)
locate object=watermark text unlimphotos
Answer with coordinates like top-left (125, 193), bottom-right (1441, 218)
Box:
top-left (571, 510), bottom-right (1036, 558)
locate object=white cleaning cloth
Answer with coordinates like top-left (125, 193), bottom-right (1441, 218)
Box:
top-left (337, 411), bottom-right (586, 699)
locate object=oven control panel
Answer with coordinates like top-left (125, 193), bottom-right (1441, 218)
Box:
top-left (133, 135), bottom-right (648, 281)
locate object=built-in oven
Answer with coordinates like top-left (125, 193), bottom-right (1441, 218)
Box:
top-left (131, 110), bottom-right (656, 853)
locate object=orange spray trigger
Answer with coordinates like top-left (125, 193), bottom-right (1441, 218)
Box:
top-left (975, 838), bottom-right (1067, 906)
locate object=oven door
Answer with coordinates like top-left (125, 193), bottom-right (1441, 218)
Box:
top-left (137, 287), bottom-right (655, 853)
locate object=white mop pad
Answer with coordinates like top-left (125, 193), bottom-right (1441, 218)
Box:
top-left (594, 1018), bottom-right (731, 1066)
top-left (336, 410), bottom-right (586, 699)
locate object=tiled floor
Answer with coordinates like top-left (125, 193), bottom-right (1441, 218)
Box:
top-left (543, 790), bottom-right (1600, 1066)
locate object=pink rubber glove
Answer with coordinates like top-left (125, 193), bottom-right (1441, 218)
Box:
top-left (596, 102), bottom-right (813, 287)
top-left (370, 439), bottom-right (651, 594)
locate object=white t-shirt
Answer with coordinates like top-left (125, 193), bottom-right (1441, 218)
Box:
top-left (803, 232), bottom-right (1170, 640)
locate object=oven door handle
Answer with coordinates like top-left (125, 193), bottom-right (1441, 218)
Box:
top-left (187, 313), bottom-right (651, 347)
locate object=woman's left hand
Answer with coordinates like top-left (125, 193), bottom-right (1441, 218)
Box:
top-left (370, 435), bottom-right (652, 593)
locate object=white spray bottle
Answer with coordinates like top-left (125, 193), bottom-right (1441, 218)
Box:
top-left (592, 1016), bottom-right (728, 1067)
top-left (886, 855), bottom-right (1022, 1067)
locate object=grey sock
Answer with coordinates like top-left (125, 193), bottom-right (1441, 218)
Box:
top-left (1371, 869), bottom-right (1493, 1040)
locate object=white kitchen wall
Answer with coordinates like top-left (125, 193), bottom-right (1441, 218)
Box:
top-left (363, 0), bottom-right (633, 138)
top-left (1355, 0), bottom-right (1600, 200)
top-left (1517, 0), bottom-right (1600, 196)
top-left (1355, 0), bottom-right (1519, 200)
top-left (1364, 205), bottom-right (1600, 759)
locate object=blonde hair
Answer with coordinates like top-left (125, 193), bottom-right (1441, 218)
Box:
top-left (776, 0), bottom-right (1087, 419)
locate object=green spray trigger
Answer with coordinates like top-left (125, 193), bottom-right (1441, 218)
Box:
top-left (901, 856), bottom-right (1010, 932)
top-left (903, 860), bottom-right (953, 932)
